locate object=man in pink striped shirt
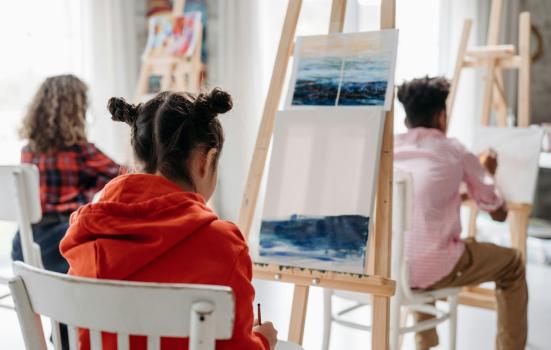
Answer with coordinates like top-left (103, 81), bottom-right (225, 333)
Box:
top-left (394, 76), bottom-right (527, 350)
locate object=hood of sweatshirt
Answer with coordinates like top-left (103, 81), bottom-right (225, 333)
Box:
top-left (60, 174), bottom-right (218, 280)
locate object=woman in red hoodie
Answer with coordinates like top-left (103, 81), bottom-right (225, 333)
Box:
top-left (60, 88), bottom-right (277, 350)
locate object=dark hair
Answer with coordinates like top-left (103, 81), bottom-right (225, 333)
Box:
top-left (397, 76), bottom-right (450, 128)
top-left (108, 88), bottom-right (232, 187)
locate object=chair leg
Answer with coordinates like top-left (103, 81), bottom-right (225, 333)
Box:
top-left (448, 295), bottom-right (458, 350)
top-left (321, 289), bottom-right (333, 350)
top-left (398, 307), bottom-right (409, 350)
top-left (389, 292), bottom-right (402, 350)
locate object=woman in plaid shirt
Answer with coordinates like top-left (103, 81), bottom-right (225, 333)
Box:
top-left (12, 74), bottom-right (120, 274)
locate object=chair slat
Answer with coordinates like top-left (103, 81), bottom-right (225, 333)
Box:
top-left (67, 326), bottom-right (79, 350)
top-left (50, 320), bottom-right (62, 350)
top-left (117, 333), bottom-right (130, 350)
top-left (148, 335), bottom-right (160, 350)
top-left (90, 329), bottom-right (102, 350)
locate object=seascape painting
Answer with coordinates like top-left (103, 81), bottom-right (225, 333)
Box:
top-left (292, 58), bottom-right (341, 105)
top-left (256, 109), bottom-right (385, 274)
top-left (288, 30), bottom-right (398, 110)
top-left (260, 215), bottom-right (369, 272)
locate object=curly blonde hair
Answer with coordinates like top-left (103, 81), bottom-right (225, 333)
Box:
top-left (20, 74), bottom-right (88, 153)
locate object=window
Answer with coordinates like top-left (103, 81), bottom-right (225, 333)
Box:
top-left (0, 0), bottom-right (85, 164)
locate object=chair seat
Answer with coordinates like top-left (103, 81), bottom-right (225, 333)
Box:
top-left (528, 217), bottom-right (551, 239)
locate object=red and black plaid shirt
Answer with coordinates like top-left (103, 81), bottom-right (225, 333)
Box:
top-left (21, 143), bottom-right (121, 215)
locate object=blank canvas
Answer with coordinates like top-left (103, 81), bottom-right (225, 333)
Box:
top-left (257, 108), bottom-right (385, 273)
top-left (473, 127), bottom-right (543, 204)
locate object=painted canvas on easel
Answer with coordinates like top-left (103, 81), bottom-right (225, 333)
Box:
top-left (286, 30), bottom-right (398, 110)
top-left (473, 127), bottom-right (544, 204)
top-left (143, 12), bottom-right (202, 58)
top-left (257, 109), bottom-right (385, 273)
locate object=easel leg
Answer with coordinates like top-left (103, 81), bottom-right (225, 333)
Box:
top-left (481, 60), bottom-right (497, 126)
top-left (508, 209), bottom-right (530, 261)
top-left (517, 12), bottom-right (531, 127)
top-left (288, 285), bottom-right (310, 345)
top-left (446, 19), bottom-right (472, 130)
top-left (135, 63), bottom-right (153, 100)
top-left (372, 296), bottom-right (390, 350)
top-left (492, 69), bottom-right (508, 127)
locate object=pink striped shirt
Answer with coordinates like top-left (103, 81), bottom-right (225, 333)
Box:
top-left (394, 128), bottom-right (503, 288)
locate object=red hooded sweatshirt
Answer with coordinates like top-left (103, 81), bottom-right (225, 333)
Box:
top-left (60, 174), bottom-right (269, 350)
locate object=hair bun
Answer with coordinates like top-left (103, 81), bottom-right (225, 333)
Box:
top-left (207, 88), bottom-right (233, 114)
top-left (108, 97), bottom-right (140, 125)
top-left (193, 88), bottom-right (233, 119)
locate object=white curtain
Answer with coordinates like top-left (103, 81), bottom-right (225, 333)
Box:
top-left (0, 0), bottom-right (85, 164)
top-left (82, 0), bottom-right (145, 164)
top-left (209, 0), bottom-right (272, 220)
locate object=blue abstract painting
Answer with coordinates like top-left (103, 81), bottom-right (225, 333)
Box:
top-left (292, 58), bottom-right (342, 106)
top-left (259, 215), bottom-right (369, 272)
top-left (338, 57), bottom-right (390, 106)
top-left (288, 30), bottom-right (398, 110)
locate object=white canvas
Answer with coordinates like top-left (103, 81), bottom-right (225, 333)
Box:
top-left (285, 30), bottom-right (398, 110)
top-left (256, 108), bottom-right (385, 273)
top-left (473, 127), bottom-right (544, 204)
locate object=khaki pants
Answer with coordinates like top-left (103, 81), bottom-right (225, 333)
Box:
top-left (414, 238), bottom-right (528, 350)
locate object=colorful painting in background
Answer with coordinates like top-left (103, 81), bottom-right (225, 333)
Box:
top-left (143, 12), bottom-right (202, 58)
top-left (287, 30), bottom-right (398, 110)
top-left (257, 109), bottom-right (385, 274)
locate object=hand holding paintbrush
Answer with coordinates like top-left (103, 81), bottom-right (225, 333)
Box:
top-left (254, 303), bottom-right (278, 350)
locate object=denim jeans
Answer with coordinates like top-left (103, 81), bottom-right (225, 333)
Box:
top-left (11, 213), bottom-right (70, 273)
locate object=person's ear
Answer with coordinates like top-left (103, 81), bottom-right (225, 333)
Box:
top-left (201, 148), bottom-right (218, 178)
top-left (436, 110), bottom-right (447, 132)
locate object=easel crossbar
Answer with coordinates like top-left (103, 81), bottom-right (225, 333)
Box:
top-left (254, 264), bottom-right (395, 297)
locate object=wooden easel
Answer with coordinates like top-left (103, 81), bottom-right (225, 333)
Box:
top-left (447, 0), bottom-right (532, 309)
top-left (447, 0), bottom-right (531, 129)
top-left (135, 0), bottom-right (203, 101)
top-left (237, 0), bottom-right (396, 348)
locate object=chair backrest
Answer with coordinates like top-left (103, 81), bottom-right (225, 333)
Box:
top-left (9, 262), bottom-right (235, 350)
top-left (391, 171), bottom-right (414, 294)
top-left (0, 165), bottom-right (42, 267)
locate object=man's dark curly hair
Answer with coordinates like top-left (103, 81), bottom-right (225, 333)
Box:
top-left (397, 76), bottom-right (450, 128)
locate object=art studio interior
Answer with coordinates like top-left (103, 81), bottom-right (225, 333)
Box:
top-left (1, 0), bottom-right (551, 349)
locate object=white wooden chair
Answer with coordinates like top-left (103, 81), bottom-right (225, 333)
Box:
top-left (0, 165), bottom-right (43, 309)
top-left (322, 171), bottom-right (459, 350)
top-left (9, 261), bottom-right (235, 350)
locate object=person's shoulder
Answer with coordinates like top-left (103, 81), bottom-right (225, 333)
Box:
top-left (206, 219), bottom-right (248, 247)
top-left (444, 137), bottom-right (469, 154)
top-left (75, 142), bottom-right (112, 160)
